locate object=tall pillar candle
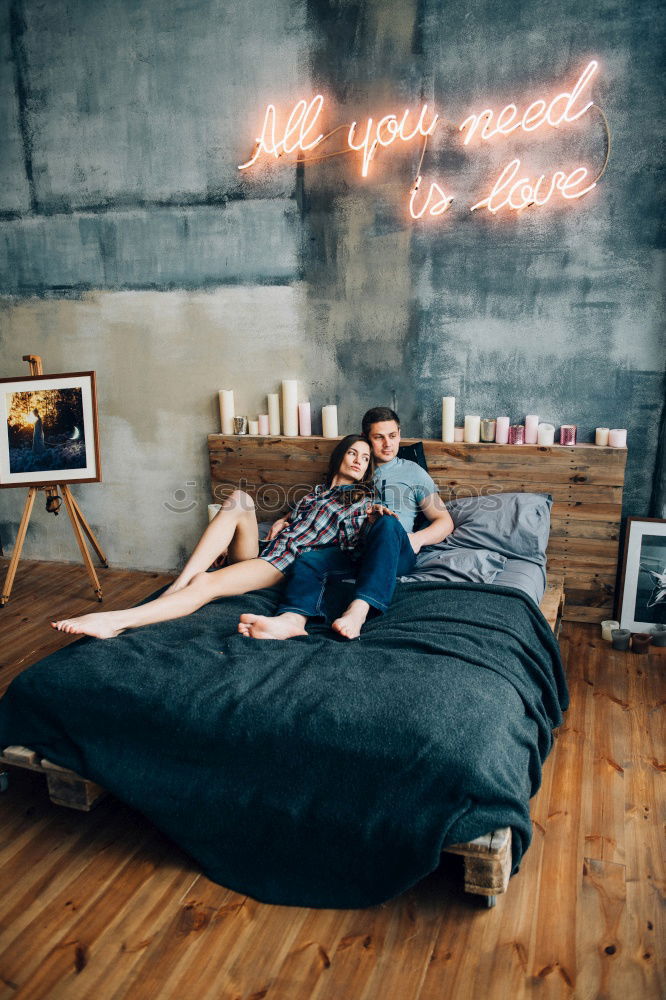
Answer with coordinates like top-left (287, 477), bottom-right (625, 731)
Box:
top-left (267, 394), bottom-right (281, 435)
top-left (495, 416), bottom-right (510, 445)
top-left (282, 380), bottom-right (299, 436)
top-left (537, 423), bottom-right (555, 446)
top-left (298, 401), bottom-right (312, 436)
top-left (525, 414), bottom-right (539, 444)
top-left (608, 428), bottom-right (627, 448)
top-left (322, 405), bottom-right (338, 438)
top-left (441, 397), bottom-right (455, 443)
top-left (595, 427), bottom-right (610, 446)
top-left (464, 415), bottom-right (481, 443)
top-left (258, 414), bottom-right (269, 435)
top-left (218, 390), bottom-right (234, 434)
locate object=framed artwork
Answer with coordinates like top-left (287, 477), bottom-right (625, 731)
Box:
top-left (616, 517), bottom-right (666, 631)
top-left (0, 372), bottom-right (101, 488)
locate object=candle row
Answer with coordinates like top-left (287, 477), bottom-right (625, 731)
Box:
top-left (601, 621), bottom-right (666, 649)
top-left (441, 399), bottom-right (627, 447)
top-left (219, 384), bottom-right (339, 438)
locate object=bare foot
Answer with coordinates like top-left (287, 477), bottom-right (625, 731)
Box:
top-left (51, 611), bottom-right (127, 639)
top-left (238, 612), bottom-right (307, 640)
top-left (331, 599), bottom-right (371, 640)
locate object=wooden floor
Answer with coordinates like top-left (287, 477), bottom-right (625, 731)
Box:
top-left (0, 558), bottom-right (663, 1000)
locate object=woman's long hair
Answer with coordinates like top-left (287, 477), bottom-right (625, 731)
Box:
top-left (324, 434), bottom-right (374, 501)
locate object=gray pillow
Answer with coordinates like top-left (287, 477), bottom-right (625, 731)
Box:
top-left (443, 491), bottom-right (552, 566)
top-left (400, 547), bottom-right (507, 584)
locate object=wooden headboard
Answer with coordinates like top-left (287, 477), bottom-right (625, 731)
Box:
top-left (208, 435), bottom-right (627, 625)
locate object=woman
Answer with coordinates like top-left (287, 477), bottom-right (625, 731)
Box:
top-left (51, 435), bottom-right (382, 640)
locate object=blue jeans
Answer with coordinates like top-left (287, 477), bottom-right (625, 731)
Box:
top-left (278, 515), bottom-right (417, 619)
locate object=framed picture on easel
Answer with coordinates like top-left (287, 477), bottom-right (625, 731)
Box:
top-left (0, 372), bottom-right (101, 487)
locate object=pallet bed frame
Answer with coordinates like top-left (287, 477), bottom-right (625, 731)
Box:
top-left (2, 434), bottom-right (626, 907)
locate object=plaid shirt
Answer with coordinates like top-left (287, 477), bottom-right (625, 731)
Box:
top-left (260, 484), bottom-right (374, 574)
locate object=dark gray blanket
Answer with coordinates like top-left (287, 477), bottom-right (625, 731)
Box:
top-left (0, 581), bottom-right (567, 908)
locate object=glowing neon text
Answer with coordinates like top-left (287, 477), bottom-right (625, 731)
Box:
top-left (470, 159), bottom-right (596, 213)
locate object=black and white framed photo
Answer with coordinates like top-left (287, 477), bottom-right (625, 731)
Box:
top-left (617, 517), bottom-right (666, 631)
top-left (0, 372), bottom-right (101, 487)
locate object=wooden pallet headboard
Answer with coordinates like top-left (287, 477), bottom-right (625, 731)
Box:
top-left (208, 435), bottom-right (627, 625)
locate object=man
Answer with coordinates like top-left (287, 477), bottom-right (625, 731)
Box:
top-left (240, 407), bottom-right (453, 641)
top-left (362, 406), bottom-right (453, 550)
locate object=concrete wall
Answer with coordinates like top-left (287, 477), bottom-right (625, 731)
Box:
top-left (1, 0), bottom-right (664, 572)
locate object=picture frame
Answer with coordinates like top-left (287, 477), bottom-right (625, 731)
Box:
top-left (0, 372), bottom-right (101, 488)
top-left (616, 517), bottom-right (666, 631)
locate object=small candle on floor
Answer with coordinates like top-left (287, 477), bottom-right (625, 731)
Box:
top-left (631, 633), bottom-right (652, 654)
top-left (651, 625), bottom-right (666, 647)
top-left (595, 427), bottom-right (610, 446)
top-left (495, 417), bottom-right (510, 444)
top-left (559, 424), bottom-right (577, 446)
top-left (601, 620), bottom-right (619, 642)
top-left (611, 629), bottom-right (631, 651)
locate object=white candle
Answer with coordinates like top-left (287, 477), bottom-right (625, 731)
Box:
top-left (298, 401), bottom-right (312, 436)
top-left (218, 390), bottom-right (234, 435)
top-left (248, 419), bottom-right (259, 435)
top-left (537, 423), bottom-right (555, 446)
top-left (454, 427), bottom-right (464, 442)
top-left (464, 415), bottom-right (481, 443)
top-left (595, 427), bottom-right (610, 446)
top-left (322, 405), bottom-right (338, 438)
top-left (601, 619), bottom-right (619, 641)
top-left (495, 416), bottom-right (510, 445)
top-left (282, 380), bottom-right (299, 436)
top-left (268, 394), bottom-right (281, 435)
top-left (258, 414), bottom-right (269, 435)
top-left (525, 414), bottom-right (539, 444)
top-left (441, 396), bottom-right (455, 443)
top-left (608, 428), bottom-right (627, 448)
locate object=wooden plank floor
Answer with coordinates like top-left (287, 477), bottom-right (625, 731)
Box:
top-left (0, 558), bottom-right (663, 1000)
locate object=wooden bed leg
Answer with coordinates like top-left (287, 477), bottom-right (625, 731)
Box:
top-left (41, 759), bottom-right (107, 811)
top-left (444, 827), bottom-right (512, 902)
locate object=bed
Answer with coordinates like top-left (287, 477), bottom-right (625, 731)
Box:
top-left (0, 436), bottom-right (626, 908)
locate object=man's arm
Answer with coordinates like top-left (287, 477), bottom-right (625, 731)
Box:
top-left (409, 492), bottom-right (454, 553)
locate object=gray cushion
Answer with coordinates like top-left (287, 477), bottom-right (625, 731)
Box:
top-left (443, 491), bottom-right (552, 566)
top-left (400, 547), bottom-right (507, 584)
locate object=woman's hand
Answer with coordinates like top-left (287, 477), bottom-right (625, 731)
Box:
top-left (365, 503), bottom-right (398, 524)
top-left (408, 533), bottom-right (422, 554)
top-left (267, 516), bottom-right (289, 541)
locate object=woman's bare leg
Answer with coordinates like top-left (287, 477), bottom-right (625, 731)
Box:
top-left (51, 559), bottom-right (283, 639)
top-left (164, 490), bottom-right (259, 594)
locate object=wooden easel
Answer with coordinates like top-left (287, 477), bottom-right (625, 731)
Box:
top-left (1, 355), bottom-right (108, 606)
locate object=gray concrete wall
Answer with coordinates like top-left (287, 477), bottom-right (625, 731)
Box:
top-left (0, 0), bottom-right (664, 573)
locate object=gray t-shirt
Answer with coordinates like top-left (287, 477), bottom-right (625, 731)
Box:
top-left (372, 457), bottom-right (438, 532)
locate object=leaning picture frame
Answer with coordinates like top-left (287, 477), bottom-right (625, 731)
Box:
top-left (616, 517), bottom-right (666, 631)
top-left (0, 372), bottom-right (101, 488)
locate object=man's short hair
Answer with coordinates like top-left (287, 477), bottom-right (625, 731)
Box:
top-left (362, 407), bottom-right (400, 435)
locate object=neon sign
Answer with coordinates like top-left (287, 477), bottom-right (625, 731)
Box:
top-left (239, 60), bottom-right (608, 218)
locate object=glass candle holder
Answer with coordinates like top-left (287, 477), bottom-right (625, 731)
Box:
top-left (651, 625), bottom-right (666, 647)
top-left (559, 424), bottom-right (577, 446)
top-left (631, 633), bottom-right (652, 654)
top-left (480, 418), bottom-right (496, 442)
top-left (233, 416), bottom-right (248, 434)
top-left (611, 628), bottom-right (631, 651)
top-left (508, 424), bottom-right (525, 445)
